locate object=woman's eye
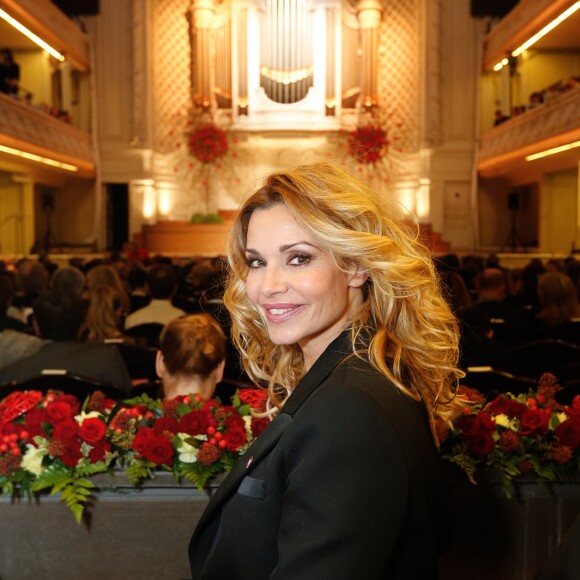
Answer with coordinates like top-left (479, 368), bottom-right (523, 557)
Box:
top-left (289, 253), bottom-right (311, 266)
top-left (245, 257), bottom-right (264, 268)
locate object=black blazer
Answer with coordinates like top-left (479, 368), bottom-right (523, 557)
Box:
top-left (189, 332), bottom-right (453, 579)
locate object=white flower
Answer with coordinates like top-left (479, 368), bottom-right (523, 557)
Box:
top-left (21, 444), bottom-right (48, 476)
top-left (74, 411), bottom-right (101, 425)
top-left (176, 433), bottom-right (198, 464)
top-left (493, 414), bottom-right (518, 431)
top-left (243, 415), bottom-right (252, 439)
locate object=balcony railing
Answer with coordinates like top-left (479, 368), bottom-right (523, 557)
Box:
top-left (0, 94), bottom-right (95, 175)
top-left (478, 87), bottom-right (580, 165)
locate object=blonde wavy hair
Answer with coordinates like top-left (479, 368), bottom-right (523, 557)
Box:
top-left (224, 162), bottom-right (465, 433)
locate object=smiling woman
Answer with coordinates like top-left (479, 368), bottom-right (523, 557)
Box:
top-left (188, 162), bottom-right (466, 580)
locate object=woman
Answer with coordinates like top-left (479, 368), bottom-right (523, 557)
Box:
top-left (85, 264), bottom-right (130, 315)
top-left (534, 271), bottom-right (580, 342)
top-left (189, 163), bottom-right (464, 579)
top-left (78, 284), bottom-right (127, 343)
top-left (156, 313), bottom-right (226, 400)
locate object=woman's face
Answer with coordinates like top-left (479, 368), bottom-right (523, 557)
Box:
top-left (244, 203), bottom-right (366, 370)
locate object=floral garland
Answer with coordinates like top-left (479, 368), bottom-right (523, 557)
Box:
top-left (348, 124), bottom-right (390, 164)
top-left (438, 374), bottom-right (580, 495)
top-left (187, 123), bottom-right (229, 164)
top-left (0, 388), bottom-right (269, 523)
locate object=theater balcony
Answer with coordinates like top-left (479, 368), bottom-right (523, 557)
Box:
top-left (0, 94), bottom-right (95, 180)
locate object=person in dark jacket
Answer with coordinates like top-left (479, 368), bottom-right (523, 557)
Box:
top-left (189, 162), bottom-right (464, 579)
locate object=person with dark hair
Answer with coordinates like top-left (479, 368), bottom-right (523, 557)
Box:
top-left (127, 264), bottom-right (151, 313)
top-left (0, 275), bottom-right (30, 333)
top-left (124, 264), bottom-right (185, 329)
top-left (0, 48), bottom-right (20, 95)
top-left (0, 290), bottom-right (131, 391)
top-left (457, 305), bottom-right (515, 372)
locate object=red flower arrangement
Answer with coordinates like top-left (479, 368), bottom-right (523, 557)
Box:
top-left (188, 123), bottom-right (229, 164)
top-left (0, 388), bottom-right (269, 523)
top-left (439, 374), bottom-right (580, 495)
top-left (348, 124), bottom-right (390, 164)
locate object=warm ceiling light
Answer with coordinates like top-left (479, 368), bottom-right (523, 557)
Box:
top-left (512, 1), bottom-right (580, 57)
top-left (0, 145), bottom-right (78, 171)
top-left (525, 140), bottom-right (580, 161)
top-left (0, 9), bottom-right (65, 61)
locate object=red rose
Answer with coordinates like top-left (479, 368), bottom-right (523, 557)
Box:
top-left (52, 419), bottom-right (79, 442)
top-left (519, 459), bottom-right (534, 475)
top-left (60, 440), bottom-right (83, 467)
top-left (569, 396), bottom-right (580, 418)
top-left (225, 412), bottom-right (245, 430)
top-left (79, 418), bottom-right (107, 444)
top-left (153, 416), bottom-right (179, 436)
top-left (132, 427), bottom-right (155, 454)
top-left (53, 394), bottom-right (80, 415)
top-left (555, 418), bottom-right (580, 449)
top-left (520, 408), bottom-right (551, 436)
top-left (223, 426), bottom-right (247, 451)
top-left (46, 402), bottom-right (73, 424)
top-left (179, 411), bottom-right (209, 436)
top-left (88, 440), bottom-right (111, 463)
top-left (24, 407), bottom-right (48, 438)
top-left (457, 412), bottom-right (495, 439)
top-left (467, 433), bottom-right (495, 456)
top-left (143, 436), bottom-right (174, 465)
top-left (251, 417), bottom-right (270, 438)
top-left (487, 397), bottom-right (527, 418)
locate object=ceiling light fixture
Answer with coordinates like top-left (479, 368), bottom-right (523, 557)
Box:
top-left (525, 140), bottom-right (580, 161)
top-left (0, 145), bottom-right (78, 171)
top-left (0, 9), bottom-right (65, 61)
top-left (492, 1), bottom-right (580, 70)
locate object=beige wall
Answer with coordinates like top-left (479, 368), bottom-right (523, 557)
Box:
top-left (15, 50), bottom-right (53, 105)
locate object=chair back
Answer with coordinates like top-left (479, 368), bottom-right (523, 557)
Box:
top-left (511, 339), bottom-right (580, 380)
top-left (110, 342), bottom-right (158, 381)
top-left (462, 367), bottom-right (536, 396)
top-left (124, 323), bottom-right (164, 348)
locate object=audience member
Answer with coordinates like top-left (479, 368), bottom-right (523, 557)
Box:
top-left (156, 313), bottom-right (227, 400)
top-left (86, 264), bottom-right (130, 315)
top-left (0, 275), bottom-right (31, 333)
top-left (0, 48), bottom-right (20, 95)
top-left (127, 264), bottom-right (150, 313)
top-left (0, 329), bottom-right (43, 370)
top-left (50, 266), bottom-right (86, 298)
top-left (124, 264), bottom-right (185, 329)
top-left (457, 305), bottom-right (515, 373)
top-left (534, 272), bottom-right (580, 343)
top-left (78, 284), bottom-right (128, 343)
top-left (0, 290), bottom-right (131, 391)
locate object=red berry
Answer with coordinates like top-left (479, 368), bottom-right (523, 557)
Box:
top-left (218, 440), bottom-right (227, 449)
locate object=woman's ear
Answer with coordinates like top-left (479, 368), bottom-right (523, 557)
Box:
top-left (348, 269), bottom-right (368, 288)
top-left (213, 358), bottom-right (226, 384)
top-left (155, 350), bottom-right (166, 379)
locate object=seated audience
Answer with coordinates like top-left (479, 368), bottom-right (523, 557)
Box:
top-left (0, 290), bottom-right (131, 392)
top-left (156, 313), bottom-right (227, 400)
top-left (534, 272), bottom-right (580, 343)
top-left (0, 275), bottom-right (31, 333)
top-left (475, 267), bottom-right (529, 328)
top-left (12, 259), bottom-right (49, 323)
top-left (457, 305), bottom-right (515, 373)
top-left (125, 264), bottom-right (185, 329)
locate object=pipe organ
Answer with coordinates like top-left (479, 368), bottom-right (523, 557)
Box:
top-left (189, 0), bottom-right (382, 129)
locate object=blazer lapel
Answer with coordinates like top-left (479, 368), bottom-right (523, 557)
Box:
top-left (193, 331), bottom-right (352, 535)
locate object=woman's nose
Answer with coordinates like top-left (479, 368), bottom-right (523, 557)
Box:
top-left (261, 265), bottom-right (288, 296)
